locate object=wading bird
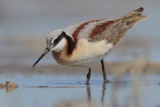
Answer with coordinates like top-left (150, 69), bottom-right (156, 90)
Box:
top-left (33, 7), bottom-right (147, 84)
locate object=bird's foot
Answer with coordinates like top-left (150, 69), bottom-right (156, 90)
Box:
top-left (103, 79), bottom-right (110, 84)
top-left (85, 81), bottom-right (90, 85)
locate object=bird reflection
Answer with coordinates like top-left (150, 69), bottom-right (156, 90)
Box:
top-left (86, 83), bottom-right (106, 107)
top-left (101, 83), bottom-right (106, 106)
top-left (86, 84), bottom-right (91, 103)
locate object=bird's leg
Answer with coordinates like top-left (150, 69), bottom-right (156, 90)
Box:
top-left (86, 68), bottom-right (91, 84)
top-left (101, 59), bottom-right (109, 83)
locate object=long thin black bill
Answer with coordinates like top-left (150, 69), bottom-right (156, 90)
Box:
top-left (32, 48), bottom-right (50, 68)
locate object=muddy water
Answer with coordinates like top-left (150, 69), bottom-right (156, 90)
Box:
top-left (0, 73), bottom-right (160, 107)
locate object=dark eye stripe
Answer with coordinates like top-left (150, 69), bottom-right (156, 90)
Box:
top-left (53, 31), bottom-right (68, 46)
top-left (54, 38), bottom-right (60, 45)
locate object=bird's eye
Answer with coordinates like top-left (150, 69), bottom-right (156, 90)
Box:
top-left (54, 38), bottom-right (60, 45)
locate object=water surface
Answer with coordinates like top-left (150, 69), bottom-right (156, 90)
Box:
top-left (0, 74), bottom-right (160, 107)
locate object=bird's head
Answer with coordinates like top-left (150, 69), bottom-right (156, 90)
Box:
top-left (33, 29), bottom-right (69, 67)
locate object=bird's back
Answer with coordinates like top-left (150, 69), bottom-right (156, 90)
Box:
top-left (64, 7), bottom-right (147, 44)
top-left (53, 7), bottom-right (147, 68)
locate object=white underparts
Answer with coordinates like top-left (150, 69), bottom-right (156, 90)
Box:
top-left (60, 38), bottom-right (113, 67)
top-left (70, 38), bottom-right (113, 62)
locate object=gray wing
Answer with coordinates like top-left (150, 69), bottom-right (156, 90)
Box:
top-left (89, 7), bottom-right (147, 45)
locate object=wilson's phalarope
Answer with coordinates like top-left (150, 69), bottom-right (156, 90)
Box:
top-left (33, 7), bottom-right (147, 84)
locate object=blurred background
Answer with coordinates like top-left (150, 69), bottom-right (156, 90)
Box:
top-left (0, 1), bottom-right (160, 107)
top-left (0, 0), bottom-right (160, 67)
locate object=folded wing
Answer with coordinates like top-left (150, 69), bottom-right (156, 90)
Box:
top-left (88, 7), bottom-right (147, 45)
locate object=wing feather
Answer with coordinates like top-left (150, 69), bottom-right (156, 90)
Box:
top-left (62, 7), bottom-right (147, 55)
top-left (88, 7), bottom-right (147, 45)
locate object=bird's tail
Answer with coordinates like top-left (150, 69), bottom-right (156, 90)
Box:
top-left (109, 7), bottom-right (147, 45)
top-left (121, 7), bottom-right (147, 29)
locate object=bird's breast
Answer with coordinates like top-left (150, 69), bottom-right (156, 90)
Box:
top-left (52, 38), bottom-right (113, 67)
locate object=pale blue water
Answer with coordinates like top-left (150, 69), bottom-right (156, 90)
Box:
top-left (0, 74), bottom-right (160, 107)
top-left (0, 1), bottom-right (160, 107)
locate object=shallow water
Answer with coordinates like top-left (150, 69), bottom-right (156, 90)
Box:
top-left (0, 74), bottom-right (160, 107)
top-left (0, 1), bottom-right (160, 107)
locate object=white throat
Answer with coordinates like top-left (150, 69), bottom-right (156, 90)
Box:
top-left (51, 38), bottom-right (66, 52)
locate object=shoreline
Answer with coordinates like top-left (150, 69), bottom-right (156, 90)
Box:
top-left (1, 61), bottom-right (160, 75)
